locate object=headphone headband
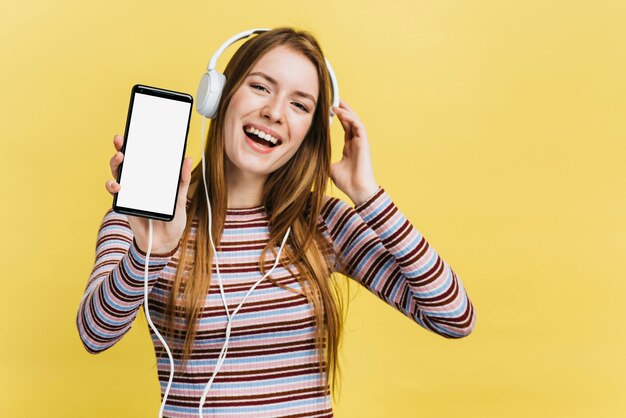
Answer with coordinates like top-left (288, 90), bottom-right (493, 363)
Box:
top-left (207, 28), bottom-right (271, 71)
top-left (196, 28), bottom-right (340, 120)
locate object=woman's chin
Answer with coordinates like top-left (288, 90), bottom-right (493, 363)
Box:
top-left (225, 154), bottom-right (274, 180)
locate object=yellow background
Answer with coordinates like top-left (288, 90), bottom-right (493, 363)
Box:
top-left (1, 0), bottom-right (624, 417)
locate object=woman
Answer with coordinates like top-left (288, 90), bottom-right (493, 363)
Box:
top-left (77, 27), bottom-right (476, 417)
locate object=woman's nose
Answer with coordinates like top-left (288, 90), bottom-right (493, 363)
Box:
top-left (261, 99), bottom-right (284, 124)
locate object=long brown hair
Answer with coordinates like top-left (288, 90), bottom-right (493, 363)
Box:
top-left (158, 28), bottom-right (344, 393)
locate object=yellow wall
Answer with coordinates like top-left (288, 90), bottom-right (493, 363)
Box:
top-left (1, 1), bottom-right (625, 416)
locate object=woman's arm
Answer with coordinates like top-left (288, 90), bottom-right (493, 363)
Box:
top-left (320, 189), bottom-right (476, 338)
top-left (76, 209), bottom-right (179, 353)
top-left (326, 101), bottom-right (475, 338)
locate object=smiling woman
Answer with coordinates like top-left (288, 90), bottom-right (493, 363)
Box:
top-left (76, 27), bottom-right (476, 418)
top-left (224, 46), bottom-right (319, 181)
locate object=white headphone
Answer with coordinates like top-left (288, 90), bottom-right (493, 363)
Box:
top-left (195, 28), bottom-right (340, 120)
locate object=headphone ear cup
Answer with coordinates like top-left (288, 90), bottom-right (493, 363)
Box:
top-left (196, 70), bottom-right (226, 119)
top-left (195, 72), bottom-right (211, 117)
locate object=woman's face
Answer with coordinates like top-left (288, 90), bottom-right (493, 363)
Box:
top-left (223, 45), bottom-right (319, 179)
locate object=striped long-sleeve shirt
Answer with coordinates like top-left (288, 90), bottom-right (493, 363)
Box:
top-left (76, 187), bottom-right (476, 417)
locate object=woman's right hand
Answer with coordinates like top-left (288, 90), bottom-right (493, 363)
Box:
top-left (106, 134), bottom-right (193, 255)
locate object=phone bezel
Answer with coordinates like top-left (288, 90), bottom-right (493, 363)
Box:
top-left (112, 84), bottom-right (193, 222)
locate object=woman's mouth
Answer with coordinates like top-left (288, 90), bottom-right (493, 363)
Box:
top-left (243, 126), bottom-right (282, 149)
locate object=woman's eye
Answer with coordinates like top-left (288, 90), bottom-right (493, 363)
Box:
top-left (292, 102), bottom-right (309, 112)
top-left (251, 84), bottom-right (268, 92)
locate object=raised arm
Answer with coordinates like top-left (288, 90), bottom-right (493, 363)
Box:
top-left (320, 189), bottom-right (476, 338)
top-left (326, 101), bottom-right (475, 338)
top-left (76, 209), bottom-right (178, 353)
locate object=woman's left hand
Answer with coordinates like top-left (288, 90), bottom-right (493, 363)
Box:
top-left (330, 101), bottom-right (379, 206)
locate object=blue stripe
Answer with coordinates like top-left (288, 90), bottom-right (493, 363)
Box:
top-left (412, 269), bottom-right (453, 298)
top-left (157, 371), bottom-right (322, 392)
top-left (358, 195), bottom-right (391, 223)
top-left (196, 303), bottom-right (313, 326)
top-left (101, 272), bottom-right (140, 313)
top-left (223, 226), bottom-right (269, 235)
top-left (405, 252), bottom-right (439, 278)
top-left (417, 290), bottom-right (468, 318)
top-left (367, 257), bottom-right (396, 291)
top-left (83, 302), bottom-right (120, 339)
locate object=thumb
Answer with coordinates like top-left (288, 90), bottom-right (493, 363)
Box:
top-left (176, 157), bottom-right (193, 207)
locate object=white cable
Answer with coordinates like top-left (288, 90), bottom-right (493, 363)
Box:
top-left (198, 227), bottom-right (290, 417)
top-left (141, 115), bottom-right (290, 417)
top-left (197, 115), bottom-right (291, 417)
top-left (202, 116), bottom-right (231, 320)
top-left (143, 219), bottom-right (175, 418)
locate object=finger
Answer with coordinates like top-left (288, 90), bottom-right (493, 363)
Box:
top-left (333, 105), bottom-right (358, 122)
top-left (334, 107), bottom-right (361, 135)
top-left (113, 134), bottom-right (124, 152)
top-left (333, 108), bottom-right (353, 139)
top-left (181, 157), bottom-right (192, 183)
top-left (110, 151), bottom-right (124, 178)
top-left (339, 101), bottom-right (358, 119)
top-left (339, 101), bottom-right (352, 110)
top-left (337, 101), bottom-right (354, 116)
top-left (337, 102), bottom-right (363, 125)
top-left (336, 109), bottom-right (369, 147)
top-left (333, 104), bottom-right (349, 113)
top-left (176, 157), bottom-right (193, 209)
top-left (331, 105), bottom-right (348, 120)
top-left (338, 102), bottom-right (365, 126)
top-left (332, 106), bottom-right (354, 127)
top-left (105, 179), bottom-right (121, 195)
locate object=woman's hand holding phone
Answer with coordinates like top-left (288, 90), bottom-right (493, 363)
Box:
top-left (106, 134), bottom-right (193, 255)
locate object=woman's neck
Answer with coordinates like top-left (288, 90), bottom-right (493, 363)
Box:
top-left (225, 161), bottom-right (267, 209)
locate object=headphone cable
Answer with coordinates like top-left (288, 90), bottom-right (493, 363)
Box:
top-left (142, 115), bottom-right (290, 417)
top-left (143, 219), bottom-right (175, 418)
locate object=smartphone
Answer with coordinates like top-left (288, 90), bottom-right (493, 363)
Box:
top-left (112, 84), bottom-right (193, 221)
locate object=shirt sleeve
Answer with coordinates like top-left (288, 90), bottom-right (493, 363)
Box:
top-left (320, 187), bottom-right (476, 338)
top-left (76, 209), bottom-right (179, 354)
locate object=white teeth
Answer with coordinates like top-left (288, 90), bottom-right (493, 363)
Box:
top-left (245, 126), bottom-right (279, 146)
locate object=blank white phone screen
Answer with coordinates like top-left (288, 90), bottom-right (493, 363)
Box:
top-left (116, 93), bottom-right (191, 216)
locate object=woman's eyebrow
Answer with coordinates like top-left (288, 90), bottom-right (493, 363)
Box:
top-left (248, 71), bottom-right (317, 105)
